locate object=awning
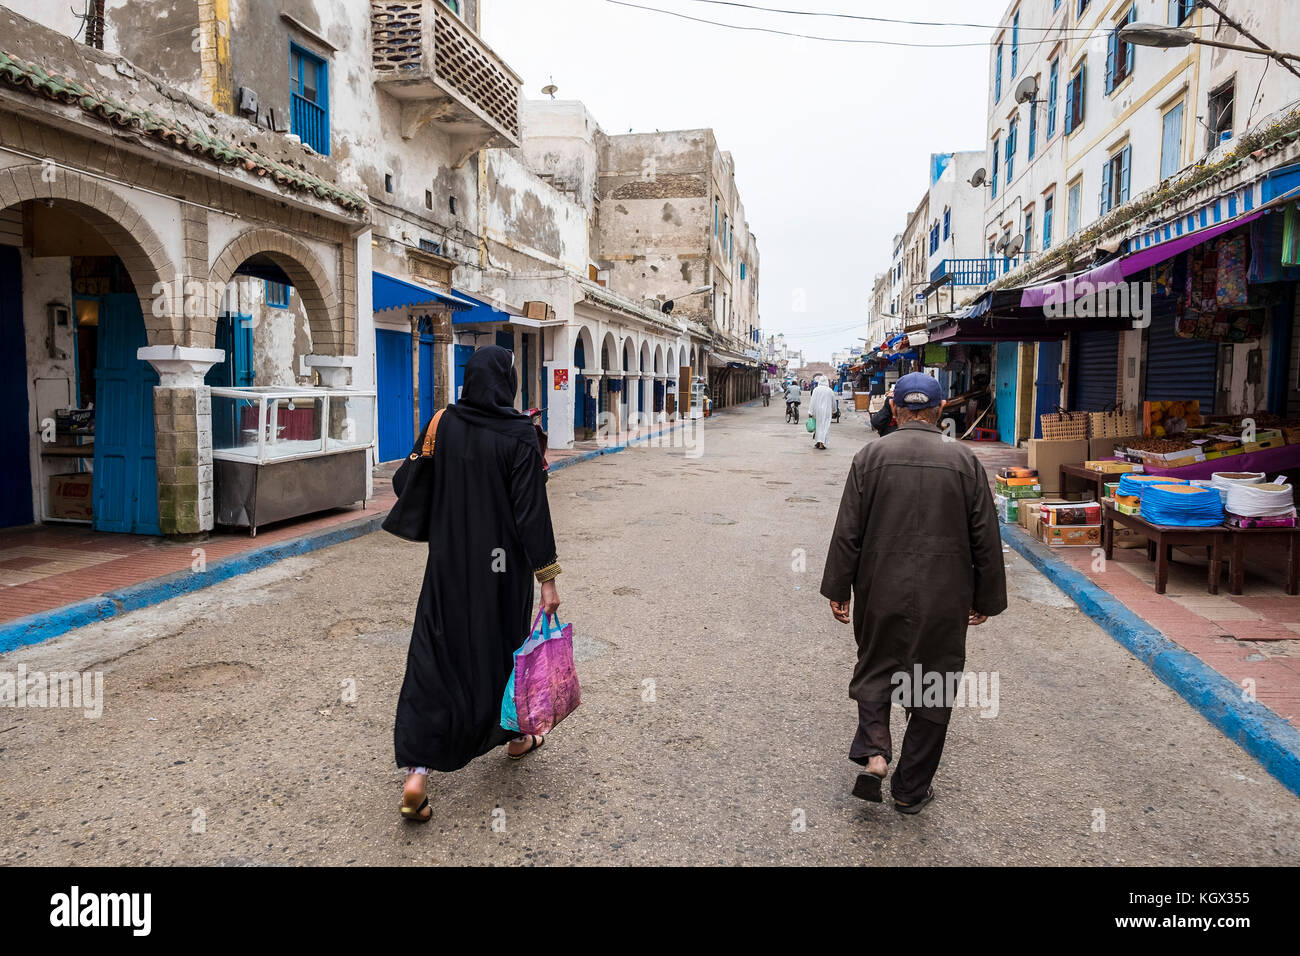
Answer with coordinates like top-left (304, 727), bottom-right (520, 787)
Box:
top-left (1018, 211), bottom-right (1267, 310)
top-left (373, 272), bottom-right (475, 318)
top-left (449, 291), bottom-right (563, 328)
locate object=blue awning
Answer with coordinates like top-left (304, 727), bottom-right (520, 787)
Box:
top-left (451, 290), bottom-right (521, 326)
top-left (372, 272), bottom-right (476, 316)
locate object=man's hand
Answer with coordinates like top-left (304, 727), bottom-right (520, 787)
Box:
top-left (541, 580), bottom-right (560, 616)
top-left (829, 599), bottom-right (851, 624)
top-left (968, 610), bottom-right (988, 626)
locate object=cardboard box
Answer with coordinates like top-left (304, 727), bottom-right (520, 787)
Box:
top-left (994, 494), bottom-right (1019, 524)
top-left (522, 300), bottom-right (549, 320)
top-left (1088, 435), bottom-right (1141, 461)
top-left (1027, 439), bottom-right (1089, 494)
top-left (1113, 526), bottom-right (1147, 549)
top-left (997, 483), bottom-right (1043, 499)
top-left (1082, 460), bottom-right (1144, 474)
top-left (1042, 523), bottom-right (1103, 547)
top-left (1043, 502), bottom-right (1102, 525)
top-left (49, 472), bottom-right (93, 520)
top-left (1019, 497), bottom-right (1073, 532)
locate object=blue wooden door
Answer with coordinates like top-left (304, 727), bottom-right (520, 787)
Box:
top-left (1033, 340), bottom-right (1062, 439)
top-left (418, 335), bottom-right (435, 427)
top-left (454, 344), bottom-right (474, 401)
top-left (93, 294), bottom-right (159, 534)
top-left (995, 341), bottom-right (1019, 444)
top-left (376, 329), bottom-right (413, 462)
top-left (0, 246), bottom-right (33, 528)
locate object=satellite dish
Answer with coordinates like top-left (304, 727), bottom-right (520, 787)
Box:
top-left (969, 167), bottom-right (987, 188)
top-left (542, 83), bottom-right (558, 98)
top-left (1014, 75), bottom-right (1039, 105)
top-left (1006, 233), bottom-right (1025, 256)
top-left (661, 300), bottom-right (675, 314)
top-left (995, 234), bottom-right (1010, 253)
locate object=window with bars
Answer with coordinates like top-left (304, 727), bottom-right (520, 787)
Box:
top-left (290, 44), bottom-right (330, 155)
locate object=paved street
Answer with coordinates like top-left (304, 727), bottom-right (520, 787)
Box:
top-left (1, 403), bottom-right (1297, 865)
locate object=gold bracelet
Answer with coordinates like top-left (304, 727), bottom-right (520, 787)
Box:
top-left (534, 562), bottom-right (562, 583)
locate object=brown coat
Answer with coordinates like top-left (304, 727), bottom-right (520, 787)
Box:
top-left (820, 421), bottom-right (1007, 718)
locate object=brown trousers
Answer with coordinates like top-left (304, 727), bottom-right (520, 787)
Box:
top-left (849, 700), bottom-right (951, 804)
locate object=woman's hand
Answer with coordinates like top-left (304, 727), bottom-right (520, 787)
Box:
top-left (540, 580), bottom-right (560, 616)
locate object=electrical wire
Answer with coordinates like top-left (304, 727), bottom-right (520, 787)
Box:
top-left (678, 0), bottom-right (1084, 33)
top-left (605, 0), bottom-right (1061, 47)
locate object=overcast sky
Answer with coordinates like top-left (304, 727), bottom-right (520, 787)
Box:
top-left (483, 0), bottom-right (1010, 362)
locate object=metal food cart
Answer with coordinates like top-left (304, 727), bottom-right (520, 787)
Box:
top-left (209, 386), bottom-right (376, 535)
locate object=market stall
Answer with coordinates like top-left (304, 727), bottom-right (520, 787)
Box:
top-left (210, 386), bottom-right (376, 535)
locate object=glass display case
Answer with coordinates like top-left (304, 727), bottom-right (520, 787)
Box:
top-left (209, 387), bottom-right (376, 534)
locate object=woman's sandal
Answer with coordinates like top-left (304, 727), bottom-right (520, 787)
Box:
top-left (507, 734), bottom-right (545, 761)
top-left (400, 796), bottom-right (431, 823)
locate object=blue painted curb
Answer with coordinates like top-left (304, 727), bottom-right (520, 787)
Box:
top-left (0, 512), bottom-right (388, 655)
top-left (1002, 522), bottom-right (1300, 798)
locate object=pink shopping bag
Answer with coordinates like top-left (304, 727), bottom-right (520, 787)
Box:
top-left (500, 611), bottom-right (581, 736)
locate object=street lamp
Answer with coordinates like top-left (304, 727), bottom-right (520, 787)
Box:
top-left (1120, 8), bottom-right (1300, 79)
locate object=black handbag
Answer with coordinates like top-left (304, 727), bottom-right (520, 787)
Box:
top-left (382, 408), bottom-right (446, 542)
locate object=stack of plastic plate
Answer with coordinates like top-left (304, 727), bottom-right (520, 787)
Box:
top-left (1141, 483), bottom-right (1225, 526)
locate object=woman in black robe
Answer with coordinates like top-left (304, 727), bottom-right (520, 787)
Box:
top-left (394, 346), bottom-right (562, 823)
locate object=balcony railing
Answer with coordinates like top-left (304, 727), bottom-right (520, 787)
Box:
top-left (372, 0), bottom-right (522, 151)
top-left (290, 92), bottom-right (328, 155)
top-left (929, 256), bottom-right (1028, 287)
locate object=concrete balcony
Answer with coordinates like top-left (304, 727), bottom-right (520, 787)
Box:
top-left (371, 0), bottom-right (522, 162)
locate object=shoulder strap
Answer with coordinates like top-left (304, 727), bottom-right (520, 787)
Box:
top-left (420, 408), bottom-right (447, 458)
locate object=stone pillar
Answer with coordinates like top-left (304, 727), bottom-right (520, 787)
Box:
top-left (138, 346), bottom-right (224, 536)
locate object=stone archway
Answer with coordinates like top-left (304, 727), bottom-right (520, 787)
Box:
top-left (0, 164), bottom-right (181, 344)
top-left (208, 228), bottom-right (344, 355)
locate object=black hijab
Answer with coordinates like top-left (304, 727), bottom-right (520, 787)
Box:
top-left (448, 345), bottom-right (536, 445)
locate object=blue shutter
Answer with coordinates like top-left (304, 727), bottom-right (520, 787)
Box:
top-left (1079, 63), bottom-right (1087, 123)
top-left (995, 44), bottom-right (1003, 101)
top-left (1120, 145), bottom-right (1131, 203)
top-left (1011, 14), bottom-right (1019, 76)
top-left (1160, 102), bottom-right (1183, 179)
top-left (1047, 61), bottom-right (1058, 136)
top-left (1064, 75), bottom-right (1074, 133)
top-left (1044, 201), bottom-right (1053, 249)
top-left (1105, 31), bottom-right (1116, 93)
top-left (991, 135), bottom-right (1000, 198)
top-left (1100, 158), bottom-right (1113, 214)
top-left (1028, 98), bottom-right (1037, 159)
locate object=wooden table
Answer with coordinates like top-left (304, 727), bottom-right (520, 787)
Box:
top-left (1222, 524), bottom-right (1300, 595)
top-left (1102, 502), bottom-right (1223, 595)
top-left (1060, 464), bottom-right (1116, 501)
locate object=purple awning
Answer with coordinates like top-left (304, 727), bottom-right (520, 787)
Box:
top-left (1019, 211), bottom-right (1267, 309)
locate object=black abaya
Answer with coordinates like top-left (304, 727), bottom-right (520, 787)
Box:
top-left (394, 346), bottom-right (560, 772)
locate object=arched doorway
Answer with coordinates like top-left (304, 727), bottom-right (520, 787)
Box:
top-left (0, 184), bottom-right (175, 533)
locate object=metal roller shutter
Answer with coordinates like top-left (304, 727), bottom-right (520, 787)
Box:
top-left (1144, 313), bottom-right (1217, 413)
top-left (1070, 330), bottom-right (1119, 411)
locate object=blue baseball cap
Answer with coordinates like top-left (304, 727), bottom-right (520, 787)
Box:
top-left (894, 372), bottom-right (942, 410)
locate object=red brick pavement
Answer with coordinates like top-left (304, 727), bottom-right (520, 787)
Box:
top-left (965, 441), bottom-right (1300, 725)
top-left (0, 478), bottom-right (394, 626)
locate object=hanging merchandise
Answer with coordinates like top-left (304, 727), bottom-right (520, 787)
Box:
top-left (1215, 233), bottom-right (1250, 308)
top-left (1187, 241), bottom-right (1220, 312)
top-left (1140, 483), bottom-right (1225, 526)
top-left (1283, 203), bottom-right (1300, 268)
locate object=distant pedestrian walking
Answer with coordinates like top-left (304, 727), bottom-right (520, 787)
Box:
top-left (870, 386), bottom-right (898, 437)
top-left (761, 379), bottom-right (772, 407)
top-left (392, 346), bottom-right (563, 823)
top-left (820, 372), bottom-right (1007, 814)
top-left (810, 376), bottom-right (835, 449)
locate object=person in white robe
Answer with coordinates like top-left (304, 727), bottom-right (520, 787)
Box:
top-left (810, 377), bottom-right (835, 449)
